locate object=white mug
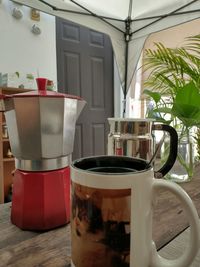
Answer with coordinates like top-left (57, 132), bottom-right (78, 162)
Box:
top-left (70, 156), bottom-right (200, 267)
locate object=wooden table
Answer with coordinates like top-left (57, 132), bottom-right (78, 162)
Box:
top-left (153, 163), bottom-right (200, 249)
top-left (0, 165), bottom-right (200, 267)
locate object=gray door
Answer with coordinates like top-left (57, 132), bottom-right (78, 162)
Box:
top-left (56, 18), bottom-right (114, 159)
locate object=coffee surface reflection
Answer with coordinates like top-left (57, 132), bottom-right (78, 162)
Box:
top-left (87, 166), bottom-right (137, 173)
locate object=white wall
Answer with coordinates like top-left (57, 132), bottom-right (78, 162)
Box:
top-left (0, 0), bottom-right (57, 89)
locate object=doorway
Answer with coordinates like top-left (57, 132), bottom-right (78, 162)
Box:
top-left (56, 18), bottom-right (114, 159)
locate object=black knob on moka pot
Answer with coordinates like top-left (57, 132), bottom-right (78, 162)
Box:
top-left (36, 77), bottom-right (48, 94)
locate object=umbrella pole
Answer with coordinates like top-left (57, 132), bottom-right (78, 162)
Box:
top-left (123, 39), bottom-right (128, 118)
top-left (123, 17), bottom-right (132, 118)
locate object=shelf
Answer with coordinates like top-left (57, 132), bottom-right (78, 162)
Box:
top-left (3, 138), bottom-right (9, 142)
top-left (3, 158), bottom-right (15, 162)
top-left (0, 87), bottom-right (32, 204)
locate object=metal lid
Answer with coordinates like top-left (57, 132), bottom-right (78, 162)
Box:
top-left (0, 78), bottom-right (82, 100)
top-left (10, 90), bottom-right (82, 99)
top-left (108, 117), bottom-right (154, 135)
top-left (108, 117), bottom-right (155, 122)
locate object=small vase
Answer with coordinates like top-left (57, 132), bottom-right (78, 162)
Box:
top-left (162, 129), bottom-right (194, 183)
top-left (7, 148), bottom-right (13, 158)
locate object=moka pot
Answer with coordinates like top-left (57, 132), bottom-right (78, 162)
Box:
top-left (0, 78), bottom-right (86, 230)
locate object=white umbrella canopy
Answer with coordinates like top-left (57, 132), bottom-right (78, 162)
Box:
top-left (13, 0), bottom-right (200, 105)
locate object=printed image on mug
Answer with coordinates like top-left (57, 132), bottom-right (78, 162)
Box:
top-left (71, 181), bottom-right (131, 267)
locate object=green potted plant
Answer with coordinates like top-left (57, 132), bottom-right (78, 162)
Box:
top-left (143, 36), bottom-right (200, 182)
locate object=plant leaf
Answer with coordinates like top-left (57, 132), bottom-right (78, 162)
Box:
top-left (172, 82), bottom-right (200, 126)
top-left (143, 89), bottom-right (161, 103)
top-left (15, 72), bottom-right (20, 78)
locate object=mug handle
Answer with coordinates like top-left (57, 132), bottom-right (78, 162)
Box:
top-left (150, 179), bottom-right (200, 267)
top-left (152, 124), bottom-right (178, 178)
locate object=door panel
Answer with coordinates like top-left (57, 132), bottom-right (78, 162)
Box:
top-left (92, 123), bottom-right (105, 155)
top-left (56, 18), bottom-right (113, 159)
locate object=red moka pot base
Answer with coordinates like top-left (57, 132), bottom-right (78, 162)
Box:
top-left (11, 167), bottom-right (70, 230)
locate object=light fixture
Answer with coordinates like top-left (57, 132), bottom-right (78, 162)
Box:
top-left (12, 7), bottom-right (23, 19)
top-left (31, 24), bottom-right (41, 35)
top-left (30, 8), bottom-right (40, 21)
